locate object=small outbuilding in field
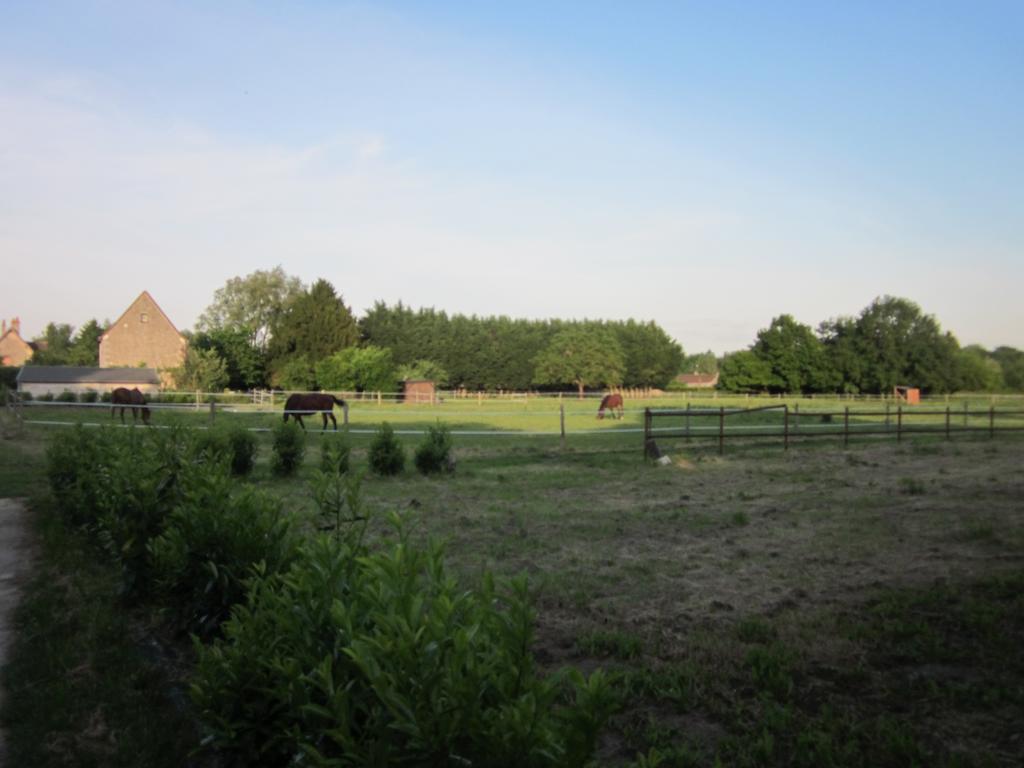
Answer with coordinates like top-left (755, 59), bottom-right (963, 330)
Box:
top-left (403, 379), bottom-right (436, 404)
top-left (16, 366), bottom-right (161, 398)
top-left (894, 386), bottom-right (921, 405)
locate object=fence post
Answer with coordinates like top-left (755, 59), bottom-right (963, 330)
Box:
top-left (783, 404), bottom-right (789, 451)
top-left (560, 404), bottom-right (566, 451)
top-left (794, 403), bottom-right (799, 433)
top-left (897, 405), bottom-right (902, 443)
top-left (643, 408), bottom-right (652, 459)
top-left (945, 406), bottom-right (950, 440)
top-left (885, 402), bottom-right (890, 431)
top-left (990, 406), bottom-right (995, 438)
top-left (685, 402), bottom-right (691, 440)
top-left (343, 402), bottom-right (349, 427)
top-left (718, 406), bottom-right (725, 455)
top-left (843, 406), bottom-right (849, 448)
top-left (209, 399), bottom-right (216, 425)
top-left (963, 400), bottom-right (968, 428)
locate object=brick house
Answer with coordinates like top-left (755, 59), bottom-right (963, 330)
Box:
top-left (99, 291), bottom-right (187, 384)
top-left (0, 318), bottom-right (36, 366)
top-left (674, 372), bottom-right (720, 389)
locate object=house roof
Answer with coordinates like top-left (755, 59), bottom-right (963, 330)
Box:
top-left (675, 373), bottom-right (720, 386)
top-left (104, 290), bottom-right (184, 339)
top-left (16, 366), bottom-right (161, 385)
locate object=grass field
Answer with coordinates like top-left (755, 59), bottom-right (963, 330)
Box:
top-left (1, 411), bottom-right (1023, 766)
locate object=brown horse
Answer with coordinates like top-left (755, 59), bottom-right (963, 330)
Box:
top-left (283, 393), bottom-right (347, 430)
top-left (597, 393), bottom-right (624, 420)
top-left (111, 387), bottom-right (151, 425)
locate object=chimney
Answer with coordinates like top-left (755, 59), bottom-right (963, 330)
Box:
top-left (11, 317), bottom-right (20, 334)
top-left (1, 319), bottom-right (6, 335)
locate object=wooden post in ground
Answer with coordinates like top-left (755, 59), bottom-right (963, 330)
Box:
top-left (897, 405), bottom-right (903, 443)
top-left (945, 406), bottom-right (950, 440)
top-left (685, 402), bottom-right (691, 440)
top-left (343, 402), bottom-right (349, 427)
top-left (843, 406), bottom-right (849, 448)
top-left (209, 399), bottom-right (216, 425)
top-left (990, 406), bottom-right (995, 438)
top-left (963, 400), bottom-right (969, 428)
top-left (783, 404), bottom-right (789, 451)
top-left (643, 408), bottom-right (652, 459)
top-left (560, 403), bottom-right (566, 451)
top-left (885, 402), bottom-right (890, 431)
top-left (793, 403), bottom-right (799, 433)
top-left (718, 406), bottom-right (725, 455)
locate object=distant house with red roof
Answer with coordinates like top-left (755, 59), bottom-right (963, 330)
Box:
top-left (674, 372), bottom-right (720, 389)
top-left (99, 291), bottom-right (187, 384)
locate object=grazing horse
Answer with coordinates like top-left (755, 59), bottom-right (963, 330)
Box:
top-left (597, 393), bottom-right (624, 420)
top-left (111, 387), bottom-right (151, 425)
top-left (283, 393), bottom-right (347, 431)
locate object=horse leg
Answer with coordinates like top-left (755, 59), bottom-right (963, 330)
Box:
top-left (321, 411), bottom-right (329, 431)
top-left (328, 412), bottom-right (337, 431)
top-left (296, 414), bottom-right (306, 430)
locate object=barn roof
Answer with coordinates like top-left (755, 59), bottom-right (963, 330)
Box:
top-left (16, 366), bottom-right (161, 385)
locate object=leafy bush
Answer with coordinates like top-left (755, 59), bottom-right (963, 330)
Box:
top-left (79, 389), bottom-right (99, 403)
top-left (192, 517), bottom-right (614, 766)
top-left (318, 435), bottom-right (350, 475)
top-left (46, 425), bottom-right (109, 527)
top-left (271, 420), bottom-right (305, 476)
top-left (226, 426), bottom-right (258, 476)
top-left (368, 422), bottom-right (404, 476)
top-left (149, 466), bottom-right (298, 638)
top-left (193, 429), bottom-right (231, 463)
top-left (414, 423), bottom-right (454, 475)
top-left (16, 390), bottom-right (32, 402)
top-left (37, 392), bottom-right (54, 402)
top-left (100, 390), bottom-right (113, 403)
top-left (0, 366), bottom-right (18, 391)
top-left (56, 390), bottom-right (78, 403)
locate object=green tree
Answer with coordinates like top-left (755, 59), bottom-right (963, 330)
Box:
top-left (533, 327), bottom-right (625, 398)
top-left (198, 266), bottom-right (304, 351)
top-left (752, 314), bottom-right (836, 393)
top-left (172, 348), bottom-right (229, 392)
top-left (990, 347), bottom-right (1024, 391)
top-left (273, 356), bottom-right (316, 391)
top-left (315, 346), bottom-right (396, 393)
top-left (192, 326), bottom-right (267, 390)
top-left (847, 296), bottom-right (960, 394)
top-left (718, 350), bottom-right (774, 392)
top-left (956, 345), bottom-right (1003, 391)
top-left (396, 359), bottom-right (449, 385)
top-left (31, 322), bottom-right (75, 365)
top-left (613, 320), bottom-right (684, 388)
top-left (268, 280), bottom-right (359, 377)
top-left (67, 319), bottom-right (104, 366)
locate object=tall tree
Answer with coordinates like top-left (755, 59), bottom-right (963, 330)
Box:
top-left (718, 350), bottom-right (774, 392)
top-left (956, 345), bottom-right (1004, 392)
top-left (532, 327), bottom-right (625, 398)
top-left (991, 347), bottom-right (1024, 391)
top-left (682, 351), bottom-right (719, 375)
top-left (191, 326), bottom-right (267, 390)
top-left (613, 320), bottom-right (684, 388)
top-left (268, 279), bottom-right (359, 375)
top-left (198, 267), bottom-right (304, 351)
top-left (752, 314), bottom-right (836, 393)
top-left (172, 348), bottom-right (229, 392)
top-left (31, 323), bottom-right (75, 365)
top-left (315, 346), bottom-right (396, 393)
top-left (67, 319), bottom-right (104, 367)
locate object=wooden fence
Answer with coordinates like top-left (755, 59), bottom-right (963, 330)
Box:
top-left (643, 404), bottom-right (1024, 458)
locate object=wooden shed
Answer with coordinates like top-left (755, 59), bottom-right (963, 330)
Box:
top-left (403, 379), bottom-right (436, 404)
top-left (894, 386), bottom-right (921, 405)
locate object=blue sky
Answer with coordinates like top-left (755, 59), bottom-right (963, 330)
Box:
top-left (2, 1), bottom-right (1021, 353)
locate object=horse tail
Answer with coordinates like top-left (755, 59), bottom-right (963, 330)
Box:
top-left (332, 395), bottom-right (347, 407)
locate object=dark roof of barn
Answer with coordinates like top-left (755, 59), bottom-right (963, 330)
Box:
top-left (16, 366), bottom-right (161, 384)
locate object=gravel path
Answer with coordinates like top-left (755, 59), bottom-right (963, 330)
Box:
top-left (0, 498), bottom-right (32, 766)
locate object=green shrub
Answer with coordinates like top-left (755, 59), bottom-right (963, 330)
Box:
top-left (368, 422), bottom-right (404, 476)
top-left (414, 423), bottom-right (454, 475)
top-left (17, 390), bottom-right (32, 402)
top-left (319, 434), bottom-right (350, 475)
top-left (149, 467), bottom-right (298, 638)
top-left (193, 429), bottom-right (231, 463)
top-left (38, 392), bottom-right (54, 402)
top-left (56, 390), bottom-right (78, 403)
top-left (192, 517), bottom-right (614, 766)
top-left (226, 426), bottom-right (258, 476)
top-left (79, 389), bottom-right (99, 403)
top-left (100, 390), bottom-right (113, 403)
top-left (46, 425), bottom-right (108, 527)
top-left (271, 420), bottom-right (305, 476)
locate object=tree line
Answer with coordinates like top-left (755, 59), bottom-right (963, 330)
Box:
top-left (185, 268), bottom-right (683, 393)
top-left (16, 268), bottom-right (1023, 395)
top-left (717, 297), bottom-right (1024, 394)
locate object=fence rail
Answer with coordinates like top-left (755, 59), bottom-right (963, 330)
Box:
top-left (643, 405), bottom-right (1024, 458)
